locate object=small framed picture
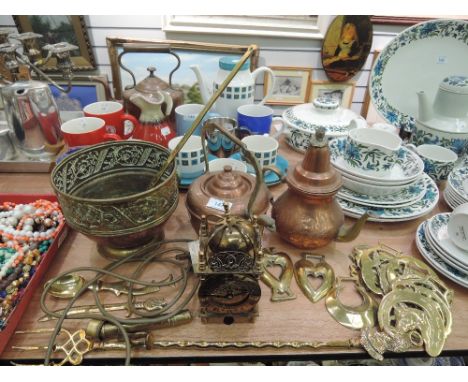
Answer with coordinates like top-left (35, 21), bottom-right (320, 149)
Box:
top-left (48, 76), bottom-right (108, 121)
top-left (309, 81), bottom-right (355, 108)
top-left (264, 66), bottom-right (312, 105)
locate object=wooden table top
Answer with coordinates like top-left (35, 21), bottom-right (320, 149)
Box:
top-left (1, 140), bottom-right (467, 364)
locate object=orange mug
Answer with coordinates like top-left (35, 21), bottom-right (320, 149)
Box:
top-left (60, 117), bottom-right (122, 147)
top-left (83, 101), bottom-right (138, 139)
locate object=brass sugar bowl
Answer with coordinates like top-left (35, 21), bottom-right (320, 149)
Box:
top-left (51, 140), bottom-right (178, 259)
top-left (271, 128), bottom-right (367, 249)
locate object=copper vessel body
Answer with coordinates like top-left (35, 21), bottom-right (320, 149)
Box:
top-left (186, 166), bottom-right (271, 232)
top-left (272, 189), bottom-right (344, 249)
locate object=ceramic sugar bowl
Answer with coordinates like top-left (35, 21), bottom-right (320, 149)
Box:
top-left (274, 97), bottom-right (367, 153)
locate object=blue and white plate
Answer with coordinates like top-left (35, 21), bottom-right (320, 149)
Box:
top-left (338, 175), bottom-right (427, 207)
top-left (416, 221), bottom-right (468, 288)
top-left (427, 213), bottom-right (468, 271)
top-left (338, 173), bottom-right (438, 222)
top-left (230, 153), bottom-right (288, 187)
top-left (370, 19), bottom-right (468, 131)
top-left (448, 167), bottom-right (468, 201)
top-left (329, 138), bottom-right (424, 185)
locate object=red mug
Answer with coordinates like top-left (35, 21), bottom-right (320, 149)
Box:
top-left (83, 101), bottom-right (138, 139)
top-left (61, 117), bottom-right (122, 147)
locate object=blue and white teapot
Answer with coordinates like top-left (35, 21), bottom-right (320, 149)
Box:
top-left (190, 57), bottom-right (275, 119)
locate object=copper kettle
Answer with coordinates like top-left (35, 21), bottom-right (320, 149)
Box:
top-left (186, 165), bottom-right (272, 232)
top-left (186, 119), bottom-right (273, 233)
top-left (123, 66), bottom-right (184, 123)
top-left (271, 128), bottom-right (368, 249)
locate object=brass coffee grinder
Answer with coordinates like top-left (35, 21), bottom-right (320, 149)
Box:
top-left (192, 119), bottom-right (268, 324)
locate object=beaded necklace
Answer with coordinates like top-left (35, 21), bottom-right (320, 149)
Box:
top-left (0, 199), bottom-right (63, 330)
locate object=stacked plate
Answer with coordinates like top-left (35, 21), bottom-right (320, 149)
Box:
top-left (329, 137), bottom-right (439, 222)
top-left (416, 213), bottom-right (468, 288)
top-left (444, 167), bottom-right (468, 210)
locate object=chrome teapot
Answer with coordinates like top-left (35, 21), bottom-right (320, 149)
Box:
top-left (0, 33), bottom-right (78, 160)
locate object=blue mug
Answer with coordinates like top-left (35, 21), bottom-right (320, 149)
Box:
top-left (175, 103), bottom-right (219, 136)
top-left (237, 104), bottom-right (281, 135)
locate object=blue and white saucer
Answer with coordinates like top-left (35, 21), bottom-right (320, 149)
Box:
top-left (416, 221), bottom-right (468, 288)
top-left (230, 152), bottom-right (288, 186)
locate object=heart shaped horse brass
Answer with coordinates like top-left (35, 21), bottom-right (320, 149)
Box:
top-left (260, 251), bottom-right (296, 302)
top-left (294, 256), bottom-right (335, 303)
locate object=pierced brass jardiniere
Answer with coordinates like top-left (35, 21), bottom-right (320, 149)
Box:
top-left (51, 140), bottom-right (178, 259)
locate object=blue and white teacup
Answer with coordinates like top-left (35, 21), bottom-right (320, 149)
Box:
top-left (241, 135), bottom-right (279, 172)
top-left (344, 127), bottom-right (402, 177)
top-left (407, 143), bottom-right (457, 182)
top-left (168, 136), bottom-right (206, 179)
top-left (175, 103), bottom-right (219, 136)
top-left (237, 104), bottom-right (282, 135)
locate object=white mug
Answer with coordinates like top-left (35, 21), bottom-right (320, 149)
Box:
top-left (448, 203), bottom-right (468, 251)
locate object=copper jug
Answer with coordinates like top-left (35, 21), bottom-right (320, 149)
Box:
top-left (123, 66), bottom-right (184, 123)
top-left (271, 128), bottom-right (367, 249)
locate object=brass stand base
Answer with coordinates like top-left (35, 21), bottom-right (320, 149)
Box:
top-left (200, 307), bottom-right (258, 325)
top-left (97, 231), bottom-right (165, 260)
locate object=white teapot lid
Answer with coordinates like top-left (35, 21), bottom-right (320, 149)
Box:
top-left (439, 75), bottom-right (468, 95)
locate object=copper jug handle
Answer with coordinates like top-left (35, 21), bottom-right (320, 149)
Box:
top-left (117, 44), bottom-right (181, 89)
top-left (201, 119), bottom-right (264, 218)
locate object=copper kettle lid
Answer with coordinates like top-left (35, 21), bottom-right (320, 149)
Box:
top-left (286, 128), bottom-right (342, 195)
top-left (133, 67), bottom-right (169, 94)
top-left (204, 166), bottom-right (252, 198)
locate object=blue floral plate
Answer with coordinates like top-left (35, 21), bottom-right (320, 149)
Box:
top-left (369, 19), bottom-right (468, 131)
top-left (230, 152), bottom-right (288, 187)
top-left (416, 221), bottom-right (468, 288)
top-left (338, 173), bottom-right (439, 222)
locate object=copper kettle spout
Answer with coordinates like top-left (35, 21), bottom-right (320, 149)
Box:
top-left (336, 212), bottom-right (369, 242)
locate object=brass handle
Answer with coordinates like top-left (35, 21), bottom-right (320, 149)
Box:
top-left (261, 164), bottom-right (285, 183)
top-left (149, 44), bottom-right (258, 189)
top-left (118, 45), bottom-right (181, 89)
top-left (200, 119), bottom-right (264, 217)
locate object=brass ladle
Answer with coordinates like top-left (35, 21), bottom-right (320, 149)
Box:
top-left (45, 273), bottom-right (169, 299)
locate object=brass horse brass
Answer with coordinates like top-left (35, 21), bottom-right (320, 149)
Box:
top-left (260, 250), bottom-right (296, 302)
top-left (294, 254), bottom-right (335, 303)
top-left (325, 277), bottom-right (378, 330)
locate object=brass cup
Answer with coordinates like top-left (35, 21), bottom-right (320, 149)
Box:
top-left (51, 140), bottom-right (178, 259)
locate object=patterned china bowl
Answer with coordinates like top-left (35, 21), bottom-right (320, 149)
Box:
top-left (274, 97), bottom-right (367, 153)
top-left (411, 120), bottom-right (468, 156)
top-left (51, 140), bottom-right (178, 259)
